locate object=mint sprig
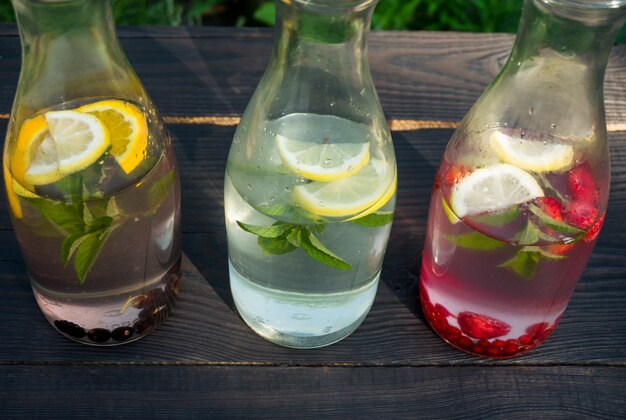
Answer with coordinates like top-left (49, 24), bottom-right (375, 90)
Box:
top-left (499, 246), bottom-right (565, 280)
top-left (237, 220), bottom-right (352, 270)
top-left (349, 211), bottom-right (394, 227)
top-left (445, 231), bottom-right (505, 251)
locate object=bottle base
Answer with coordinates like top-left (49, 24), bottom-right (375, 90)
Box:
top-left (34, 256), bottom-right (182, 346)
top-left (229, 261), bottom-right (378, 349)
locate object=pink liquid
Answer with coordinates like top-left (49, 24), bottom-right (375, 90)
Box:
top-left (420, 186), bottom-right (600, 358)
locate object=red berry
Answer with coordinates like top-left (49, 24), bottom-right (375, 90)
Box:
top-left (456, 335), bottom-right (473, 349)
top-left (536, 196), bottom-right (564, 221)
top-left (518, 334), bottom-right (533, 345)
top-left (492, 339), bottom-right (505, 349)
top-left (584, 213), bottom-right (605, 243)
top-left (525, 322), bottom-right (549, 335)
top-left (487, 346), bottom-right (502, 356)
top-left (568, 165), bottom-right (598, 204)
top-left (458, 312), bottom-right (511, 340)
top-left (565, 201), bottom-right (598, 230)
top-left (442, 164), bottom-right (470, 187)
top-left (435, 304), bottom-right (451, 318)
top-left (442, 325), bottom-right (462, 341)
top-left (472, 344), bottom-right (487, 355)
top-left (503, 340), bottom-right (520, 355)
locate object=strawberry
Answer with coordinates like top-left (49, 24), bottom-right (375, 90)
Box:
top-left (565, 200), bottom-right (598, 230)
top-left (442, 163), bottom-right (470, 187)
top-left (584, 213), bottom-right (605, 243)
top-left (457, 311), bottom-right (511, 340)
top-left (568, 165), bottom-right (598, 205)
top-left (536, 196), bottom-right (564, 221)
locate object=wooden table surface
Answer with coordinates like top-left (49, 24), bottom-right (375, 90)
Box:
top-left (0, 24), bottom-right (625, 418)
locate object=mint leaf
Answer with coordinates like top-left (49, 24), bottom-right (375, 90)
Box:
top-left (257, 203), bottom-right (291, 217)
top-left (74, 228), bottom-right (112, 284)
top-left (529, 204), bottom-right (585, 236)
top-left (25, 198), bottom-right (84, 233)
top-left (474, 207), bottom-right (520, 226)
top-left (237, 221), bottom-right (293, 238)
top-left (516, 221), bottom-right (541, 245)
top-left (52, 173), bottom-right (83, 201)
top-left (301, 229), bottom-right (352, 270)
top-left (499, 248), bottom-right (542, 280)
top-left (446, 232), bottom-right (504, 251)
top-left (349, 211), bottom-right (394, 227)
top-left (62, 231), bottom-right (88, 265)
top-left (147, 169), bottom-right (176, 210)
top-left (286, 227), bottom-right (303, 247)
top-left (258, 237), bottom-right (297, 255)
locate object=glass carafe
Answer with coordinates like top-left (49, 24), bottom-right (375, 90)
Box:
top-left (420, 0), bottom-right (626, 358)
top-left (224, 0), bottom-right (396, 348)
top-left (3, 0), bottom-right (182, 345)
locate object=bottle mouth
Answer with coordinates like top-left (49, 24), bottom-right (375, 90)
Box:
top-left (285, 0), bottom-right (378, 13)
top-left (537, 0), bottom-right (626, 23)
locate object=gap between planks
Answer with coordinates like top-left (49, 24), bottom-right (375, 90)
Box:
top-left (1, 113), bottom-right (626, 132)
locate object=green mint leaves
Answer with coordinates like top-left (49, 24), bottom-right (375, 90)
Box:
top-left (348, 211), bottom-right (394, 227)
top-left (445, 231), bottom-right (505, 251)
top-left (499, 246), bottom-right (565, 280)
top-left (237, 221), bottom-right (352, 270)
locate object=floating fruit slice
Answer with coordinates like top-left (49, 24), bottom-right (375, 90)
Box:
top-left (276, 133), bottom-right (370, 182)
top-left (491, 130), bottom-right (574, 173)
top-left (457, 311), bottom-right (511, 340)
top-left (44, 110), bottom-right (110, 176)
top-left (293, 158), bottom-right (394, 218)
top-left (345, 169), bottom-right (397, 221)
top-left (77, 100), bottom-right (148, 173)
top-left (450, 163), bottom-right (544, 218)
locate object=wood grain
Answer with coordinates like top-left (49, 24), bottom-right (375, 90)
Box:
top-left (0, 365), bottom-right (625, 419)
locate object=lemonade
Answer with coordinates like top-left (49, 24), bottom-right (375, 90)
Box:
top-left (420, 127), bottom-right (607, 357)
top-left (225, 113), bottom-right (396, 348)
top-left (4, 98), bottom-right (181, 345)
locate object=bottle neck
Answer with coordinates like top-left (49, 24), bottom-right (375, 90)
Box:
top-left (11, 0), bottom-right (141, 115)
top-left (509, 0), bottom-right (626, 74)
top-left (272, 0), bottom-right (375, 77)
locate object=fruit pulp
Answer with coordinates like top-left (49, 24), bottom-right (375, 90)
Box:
top-left (225, 113), bottom-right (395, 348)
top-left (5, 99), bottom-right (181, 345)
top-left (421, 166), bottom-right (603, 358)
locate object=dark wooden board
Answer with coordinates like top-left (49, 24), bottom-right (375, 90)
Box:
top-left (0, 364), bottom-right (625, 419)
top-left (0, 25), bottom-right (625, 124)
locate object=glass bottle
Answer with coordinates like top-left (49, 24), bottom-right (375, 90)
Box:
top-left (420, 0), bottom-right (626, 358)
top-left (4, 0), bottom-right (182, 345)
top-left (224, 0), bottom-right (396, 348)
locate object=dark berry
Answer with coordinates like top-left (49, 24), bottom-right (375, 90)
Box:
top-left (111, 326), bottom-right (134, 342)
top-left (87, 328), bottom-right (111, 343)
top-left (54, 320), bottom-right (86, 339)
top-left (458, 312), bottom-right (511, 340)
top-left (133, 318), bottom-right (156, 335)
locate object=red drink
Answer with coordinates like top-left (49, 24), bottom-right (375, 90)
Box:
top-left (420, 131), bottom-right (607, 358)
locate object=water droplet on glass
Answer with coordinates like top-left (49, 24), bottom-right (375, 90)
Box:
top-left (247, 184), bottom-right (252, 189)
top-left (360, 88), bottom-right (366, 96)
top-left (324, 159), bottom-right (332, 165)
top-left (348, 166), bottom-right (354, 172)
top-left (329, 101), bottom-right (336, 107)
top-left (284, 187), bottom-right (291, 192)
top-left (551, 123), bottom-right (557, 129)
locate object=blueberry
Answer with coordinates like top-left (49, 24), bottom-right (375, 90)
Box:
top-left (87, 328), bottom-right (111, 343)
top-left (54, 320), bottom-right (86, 339)
top-left (111, 326), bottom-right (134, 342)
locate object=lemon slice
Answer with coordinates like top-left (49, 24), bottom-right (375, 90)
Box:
top-left (44, 110), bottom-right (110, 176)
top-left (491, 130), bottom-right (574, 172)
top-left (345, 170), bottom-right (397, 221)
top-left (450, 163), bottom-right (544, 218)
top-left (3, 163), bottom-right (23, 219)
top-left (294, 158), bottom-right (394, 218)
top-left (77, 100), bottom-right (148, 173)
top-left (276, 133), bottom-right (370, 182)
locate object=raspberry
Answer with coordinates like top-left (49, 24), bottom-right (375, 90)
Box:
top-left (525, 322), bottom-right (549, 335)
top-left (536, 196), bottom-right (564, 221)
top-left (568, 165), bottom-right (598, 204)
top-left (457, 311), bottom-right (511, 340)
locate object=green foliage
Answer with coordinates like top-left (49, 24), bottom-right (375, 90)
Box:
top-left (0, 0), bottom-right (623, 43)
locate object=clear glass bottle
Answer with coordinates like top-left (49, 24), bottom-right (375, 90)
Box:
top-left (420, 0), bottom-right (626, 358)
top-left (4, 0), bottom-right (182, 345)
top-left (224, 0), bottom-right (396, 348)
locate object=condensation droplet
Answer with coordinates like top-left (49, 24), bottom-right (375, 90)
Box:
top-left (324, 159), bottom-right (332, 165)
top-left (247, 184), bottom-right (252, 189)
top-left (551, 123), bottom-right (557, 129)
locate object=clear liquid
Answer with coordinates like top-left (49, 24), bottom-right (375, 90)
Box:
top-left (6, 99), bottom-right (181, 345)
top-left (225, 113), bottom-right (395, 348)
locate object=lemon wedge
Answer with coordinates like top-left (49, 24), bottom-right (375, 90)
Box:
top-left (44, 110), bottom-right (110, 176)
top-left (77, 100), bottom-right (148, 173)
top-left (450, 163), bottom-right (544, 218)
top-left (491, 130), bottom-right (574, 172)
top-left (276, 133), bottom-right (370, 182)
top-left (294, 158), bottom-right (394, 218)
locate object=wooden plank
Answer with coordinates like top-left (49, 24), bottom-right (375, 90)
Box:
top-left (0, 27), bottom-right (625, 126)
top-left (0, 364), bottom-right (624, 418)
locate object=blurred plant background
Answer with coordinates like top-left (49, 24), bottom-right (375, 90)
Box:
top-left (0, 0), bottom-right (624, 42)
